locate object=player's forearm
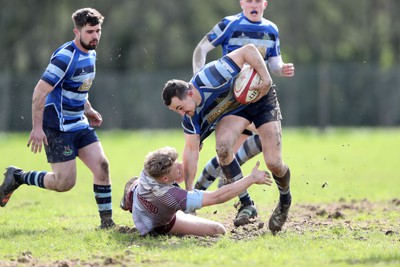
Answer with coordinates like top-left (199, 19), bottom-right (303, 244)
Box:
top-left (204, 175), bottom-right (254, 206)
top-left (183, 150), bottom-right (199, 190)
top-left (242, 45), bottom-right (272, 87)
top-left (84, 100), bottom-right (95, 117)
top-left (269, 66), bottom-right (283, 77)
top-left (192, 48), bottom-right (207, 75)
top-left (192, 36), bottom-right (215, 74)
top-left (84, 100), bottom-right (92, 111)
top-left (268, 56), bottom-right (295, 77)
top-left (31, 89), bottom-right (46, 130)
top-left (184, 167), bottom-right (197, 190)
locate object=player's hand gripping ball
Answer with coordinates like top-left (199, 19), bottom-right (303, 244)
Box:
top-left (233, 64), bottom-right (261, 104)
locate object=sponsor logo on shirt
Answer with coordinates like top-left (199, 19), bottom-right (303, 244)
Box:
top-left (44, 69), bottom-right (57, 80)
top-left (207, 98), bottom-right (237, 124)
top-left (138, 194), bottom-right (159, 214)
top-left (78, 79), bottom-right (93, 92)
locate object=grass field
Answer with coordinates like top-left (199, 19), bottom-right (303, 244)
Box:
top-left (0, 128), bottom-right (399, 266)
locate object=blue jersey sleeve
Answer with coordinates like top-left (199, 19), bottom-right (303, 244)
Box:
top-left (41, 43), bottom-right (75, 87)
top-left (184, 189), bottom-right (204, 213)
top-left (207, 14), bottom-right (240, 47)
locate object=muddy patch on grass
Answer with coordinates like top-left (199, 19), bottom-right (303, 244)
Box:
top-left (1, 199), bottom-right (399, 266)
top-left (205, 198), bottom-right (400, 242)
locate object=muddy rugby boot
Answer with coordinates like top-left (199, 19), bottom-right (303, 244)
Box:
top-left (120, 176), bottom-right (139, 212)
top-left (233, 201), bottom-right (258, 227)
top-left (0, 166), bottom-right (23, 207)
top-left (268, 199), bottom-right (291, 234)
top-left (98, 219), bottom-right (116, 230)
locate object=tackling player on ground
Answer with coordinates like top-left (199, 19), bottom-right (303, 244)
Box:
top-left (120, 146), bottom-right (272, 236)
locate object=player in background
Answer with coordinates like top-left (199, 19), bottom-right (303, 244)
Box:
top-left (120, 146), bottom-right (272, 236)
top-left (192, 0), bottom-right (294, 233)
top-left (0, 8), bottom-right (115, 229)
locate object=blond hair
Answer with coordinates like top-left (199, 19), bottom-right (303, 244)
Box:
top-left (144, 147), bottom-right (179, 179)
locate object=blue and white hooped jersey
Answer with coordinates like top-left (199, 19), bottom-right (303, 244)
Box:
top-left (207, 12), bottom-right (280, 61)
top-left (41, 41), bottom-right (96, 132)
top-left (182, 55), bottom-right (245, 143)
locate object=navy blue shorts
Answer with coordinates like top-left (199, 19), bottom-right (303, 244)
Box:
top-left (43, 126), bottom-right (99, 163)
top-left (235, 85), bottom-right (282, 128)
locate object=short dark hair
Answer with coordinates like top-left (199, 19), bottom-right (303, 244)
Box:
top-left (72, 8), bottom-right (104, 30)
top-left (162, 79), bottom-right (189, 106)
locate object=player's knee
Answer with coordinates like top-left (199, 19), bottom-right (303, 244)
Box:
top-left (216, 141), bottom-right (232, 162)
top-left (47, 170), bottom-right (76, 192)
top-left (266, 160), bottom-right (284, 176)
top-left (213, 223), bottom-right (226, 236)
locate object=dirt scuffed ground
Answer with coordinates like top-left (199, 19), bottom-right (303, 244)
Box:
top-left (1, 199), bottom-right (399, 267)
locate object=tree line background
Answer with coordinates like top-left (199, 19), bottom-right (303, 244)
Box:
top-left (0, 0), bottom-right (399, 131)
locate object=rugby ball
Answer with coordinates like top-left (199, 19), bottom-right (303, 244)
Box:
top-left (233, 64), bottom-right (261, 104)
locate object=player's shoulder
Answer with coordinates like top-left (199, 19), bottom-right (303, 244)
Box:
top-left (261, 17), bottom-right (279, 31)
top-left (54, 41), bottom-right (75, 55)
top-left (221, 12), bottom-right (243, 24)
top-left (50, 41), bottom-right (77, 62)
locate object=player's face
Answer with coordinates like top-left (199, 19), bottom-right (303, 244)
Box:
top-left (168, 96), bottom-right (196, 117)
top-left (165, 162), bottom-right (183, 184)
top-left (240, 0), bottom-right (268, 22)
top-left (77, 24), bottom-right (102, 51)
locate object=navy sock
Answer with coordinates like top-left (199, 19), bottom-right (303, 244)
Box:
top-left (236, 134), bottom-right (262, 165)
top-left (239, 195), bottom-right (252, 207)
top-left (220, 159), bottom-right (242, 182)
top-left (221, 159), bottom-right (253, 206)
top-left (94, 184), bottom-right (113, 221)
top-left (20, 171), bottom-right (47, 188)
top-left (195, 157), bottom-right (220, 190)
top-left (273, 168), bottom-right (291, 205)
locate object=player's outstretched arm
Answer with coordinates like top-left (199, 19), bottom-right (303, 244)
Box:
top-left (192, 36), bottom-right (215, 75)
top-left (201, 161), bottom-right (272, 207)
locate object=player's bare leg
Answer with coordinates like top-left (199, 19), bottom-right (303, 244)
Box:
top-left (79, 141), bottom-right (115, 229)
top-left (0, 161), bottom-right (76, 207)
top-left (215, 116), bottom-right (258, 226)
top-left (257, 120), bottom-right (291, 234)
top-left (169, 211), bottom-right (226, 236)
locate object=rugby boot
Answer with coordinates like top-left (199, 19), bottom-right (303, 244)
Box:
top-left (233, 201), bottom-right (258, 227)
top-left (120, 176), bottom-right (138, 212)
top-left (98, 209), bottom-right (116, 230)
top-left (98, 219), bottom-right (116, 230)
top-left (268, 198), bottom-right (291, 234)
top-left (0, 166), bottom-right (23, 207)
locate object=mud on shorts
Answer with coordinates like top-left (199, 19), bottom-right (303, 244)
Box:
top-left (235, 85), bottom-right (282, 128)
top-left (43, 126), bottom-right (100, 163)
